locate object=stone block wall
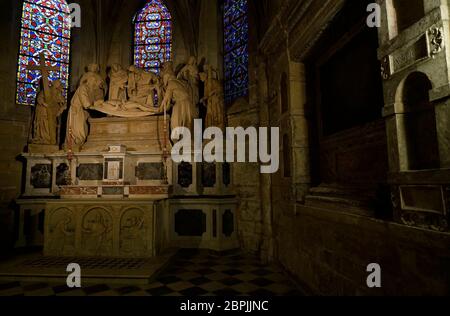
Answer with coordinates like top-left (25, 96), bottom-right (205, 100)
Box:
top-left (0, 0), bottom-right (31, 251)
top-left (227, 104), bottom-right (263, 254)
top-left (278, 205), bottom-right (450, 295)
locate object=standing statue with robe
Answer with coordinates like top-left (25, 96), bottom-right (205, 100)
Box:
top-left (127, 65), bottom-right (139, 100)
top-left (108, 64), bottom-right (128, 102)
top-left (65, 75), bottom-right (103, 149)
top-left (32, 80), bottom-right (66, 145)
top-left (177, 56), bottom-right (200, 107)
top-left (159, 72), bottom-right (196, 133)
top-left (200, 66), bottom-right (225, 130)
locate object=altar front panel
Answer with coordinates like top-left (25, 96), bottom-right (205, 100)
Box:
top-left (44, 200), bottom-right (160, 258)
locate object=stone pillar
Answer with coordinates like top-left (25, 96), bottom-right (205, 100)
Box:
top-left (289, 62), bottom-right (311, 203)
top-left (256, 56), bottom-right (274, 262)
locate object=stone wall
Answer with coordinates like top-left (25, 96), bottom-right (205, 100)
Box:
top-left (227, 102), bottom-right (263, 254)
top-left (278, 205), bottom-right (450, 295)
top-left (254, 0), bottom-right (450, 295)
top-left (0, 0), bottom-right (31, 251)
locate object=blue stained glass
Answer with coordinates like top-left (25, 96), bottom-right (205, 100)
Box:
top-left (223, 0), bottom-right (249, 105)
top-left (134, 0), bottom-right (172, 74)
top-left (16, 0), bottom-right (71, 106)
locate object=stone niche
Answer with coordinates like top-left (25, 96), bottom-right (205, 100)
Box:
top-left (391, 0), bottom-right (425, 35)
top-left (44, 200), bottom-right (160, 258)
top-left (379, 0), bottom-right (450, 231)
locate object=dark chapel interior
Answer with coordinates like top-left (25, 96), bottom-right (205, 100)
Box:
top-left (0, 0), bottom-right (449, 296)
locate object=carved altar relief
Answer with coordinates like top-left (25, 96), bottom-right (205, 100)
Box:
top-left (47, 208), bottom-right (76, 256)
top-left (45, 202), bottom-right (157, 258)
top-left (81, 207), bottom-right (113, 256)
top-left (119, 208), bottom-right (149, 257)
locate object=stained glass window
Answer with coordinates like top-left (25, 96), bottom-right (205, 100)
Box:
top-left (16, 0), bottom-right (71, 106)
top-left (223, 0), bottom-right (249, 105)
top-left (134, 0), bottom-right (172, 74)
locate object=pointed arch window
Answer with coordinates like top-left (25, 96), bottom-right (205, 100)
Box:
top-left (16, 0), bottom-right (71, 106)
top-left (223, 0), bottom-right (249, 105)
top-left (133, 0), bottom-right (172, 74)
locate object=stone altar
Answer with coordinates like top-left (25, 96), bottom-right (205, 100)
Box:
top-left (44, 200), bottom-right (162, 258)
top-left (19, 60), bottom-right (238, 257)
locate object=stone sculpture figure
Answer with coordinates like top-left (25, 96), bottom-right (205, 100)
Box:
top-left (127, 65), bottom-right (139, 100)
top-left (159, 71), bottom-right (196, 133)
top-left (80, 63), bottom-right (106, 102)
top-left (130, 68), bottom-right (160, 107)
top-left (177, 56), bottom-right (200, 106)
top-left (65, 75), bottom-right (102, 149)
top-left (108, 64), bottom-right (128, 102)
top-left (32, 80), bottom-right (66, 145)
top-left (200, 66), bottom-right (225, 130)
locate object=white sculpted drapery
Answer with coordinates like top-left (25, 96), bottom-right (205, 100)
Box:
top-left (160, 72), bottom-right (196, 133)
top-left (65, 76), bottom-right (104, 148)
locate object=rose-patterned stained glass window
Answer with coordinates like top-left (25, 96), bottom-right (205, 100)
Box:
top-left (133, 0), bottom-right (172, 74)
top-left (16, 0), bottom-right (71, 106)
top-left (223, 0), bottom-right (249, 105)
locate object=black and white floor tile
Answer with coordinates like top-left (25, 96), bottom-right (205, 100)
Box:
top-left (0, 249), bottom-right (303, 296)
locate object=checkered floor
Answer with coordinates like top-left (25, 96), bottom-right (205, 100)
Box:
top-left (0, 249), bottom-right (303, 296)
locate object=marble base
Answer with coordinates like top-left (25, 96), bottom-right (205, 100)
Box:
top-left (60, 185), bottom-right (170, 199)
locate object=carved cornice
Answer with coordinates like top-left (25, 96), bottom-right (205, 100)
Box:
top-left (258, 0), bottom-right (346, 62)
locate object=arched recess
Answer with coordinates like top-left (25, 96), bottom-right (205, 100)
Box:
top-left (392, 0), bottom-right (425, 33)
top-left (395, 72), bottom-right (440, 171)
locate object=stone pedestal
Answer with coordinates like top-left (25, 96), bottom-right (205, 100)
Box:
top-left (19, 116), bottom-right (239, 256)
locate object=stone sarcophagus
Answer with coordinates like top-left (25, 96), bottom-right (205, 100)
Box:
top-left (83, 116), bottom-right (167, 152)
top-left (44, 200), bottom-right (161, 258)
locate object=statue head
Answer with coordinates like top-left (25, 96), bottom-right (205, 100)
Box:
top-left (111, 64), bottom-right (123, 73)
top-left (199, 72), bottom-right (207, 82)
top-left (161, 61), bottom-right (174, 75)
top-left (162, 72), bottom-right (175, 86)
top-left (187, 56), bottom-right (197, 66)
top-left (87, 64), bottom-right (100, 73)
top-left (128, 65), bottom-right (137, 73)
top-left (51, 80), bottom-right (63, 90)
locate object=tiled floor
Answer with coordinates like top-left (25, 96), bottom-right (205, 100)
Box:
top-left (0, 249), bottom-right (303, 296)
